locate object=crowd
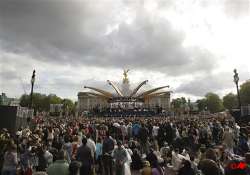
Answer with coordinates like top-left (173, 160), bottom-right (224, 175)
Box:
top-left (1, 114), bottom-right (250, 175)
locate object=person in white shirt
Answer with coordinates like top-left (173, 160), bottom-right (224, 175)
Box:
top-left (171, 148), bottom-right (182, 171)
top-left (120, 123), bottom-right (128, 143)
top-left (152, 125), bottom-right (159, 139)
top-left (86, 134), bottom-right (96, 160)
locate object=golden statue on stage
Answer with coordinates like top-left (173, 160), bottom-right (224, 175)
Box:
top-left (123, 69), bottom-right (130, 83)
top-left (83, 68), bottom-right (170, 98)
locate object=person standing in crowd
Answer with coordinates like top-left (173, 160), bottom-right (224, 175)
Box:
top-left (140, 161), bottom-right (152, 175)
top-left (178, 160), bottom-right (195, 175)
top-left (146, 148), bottom-right (158, 170)
top-left (44, 145), bottom-right (53, 166)
top-left (223, 127), bottom-right (235, 154)
top-left (63, 135), bottom-right (72, 163)
top-left (131, 149), bottom-right (143, 170)
top-left (20, 144), bottom-right (32, 175)
top-left (127, 122), bottom-right (132, 139)
top-left (69, 161), bottom-right (82, 175)
top-left (120, 122), bottom-right (127, 143)
top-left (160, 142), bottom-right (170, 165)
top-left (96, 137), bottom-right (103, 174)
top-left (37, 146), bottom-right (47, 172)
top-left (86, 133), bottom-right (96, 161)
top-left (124, 144), bottom-right (132, 175)
top-left (132, 122), bottom-right (141, 138)
top-left (1, 143), bottom-right (18, 175)
top-left (102, 132), bottom-right (114, 175)
top-left (71, 136), bottom-right (79, 160)
top-left (152, 124), bottom-right (159, 140)
top-left (198, 159), bottom-right (221, 175)
top-left (138, 123), bottom-right (149, 154)
top-left (47, 150), bottom-right (69, 175)
top-left (76, 137), bottom-right (94, 175)
top-left (112, 141), bottom-right (127, 175)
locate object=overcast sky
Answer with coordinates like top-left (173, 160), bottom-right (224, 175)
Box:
top-left (0, 0), bottom-right (250, 101)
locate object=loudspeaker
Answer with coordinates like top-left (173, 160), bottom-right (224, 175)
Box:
top-left (0, 105), bottom-right (18, 132)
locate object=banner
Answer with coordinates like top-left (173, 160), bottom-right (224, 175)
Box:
top-left (50, 104), bottom-right (63, 113)
top-left (16, 106), bottom-right (33, 118)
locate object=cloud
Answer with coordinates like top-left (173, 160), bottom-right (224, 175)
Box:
top-left (224, 0), bottom-right (250, 19)
top-left (176, 71), bottom-right (250, 97)
top-left (2, 0), bottom-right (248, 100)
top-left (0, 70), bottom-right (19, 81)
top-left (0, 0), bottom-right (216, 76)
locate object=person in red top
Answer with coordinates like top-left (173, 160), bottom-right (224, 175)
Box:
top-left (71, 136), bottom-right (79, 160)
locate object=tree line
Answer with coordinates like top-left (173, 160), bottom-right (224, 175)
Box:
top-left (19, 80), bottom-right (250, 114)
top-left (172, 80), bottom-right (250, 114)
top-left (20, 93), bottom-right (76, 113)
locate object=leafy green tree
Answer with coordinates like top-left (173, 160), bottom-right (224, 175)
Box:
top-left (62, 98), bottom-right (74, 113)
top-left (180, 97), bottom-right (187, 105)
top-left (20, 94), bottom-right (30, 107)
top-left (43, 94), bottom-right (62, 112)
top-left (20, 93), bottom-right (46, 112)
top-left (32, 93), bottom-right (47, 112)
top-left (240, 80), bottom-right (250, 105)
top-left (205, 92), bottom-right (224, 113)
top-left (223, 93), bottom-right (238, 110)
top-left (47, 94), bottom-right (62, 104)
top-left (19, 93), bottom-right (65, 112)
top-left (171, 97), bottom-right (187, 114)
top-left (196, 98), bottom-right (207, 111)
top-left (171, 98), bottom-right (182, 109)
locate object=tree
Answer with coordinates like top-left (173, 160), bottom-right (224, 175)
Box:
top-left (223, 93), bottom-right (238, 110)
top-left (32, 93), bottom-right (47, 112)
top-left (19, 93), bottom-right (64, 112)
top-left (20, 94), bottom-right (30, 107)
top-left (240, 80), bottom-right (250, 105)
top-left (20, 93), bottom-right (46, 112)
top-left (62, 98), bottom-right (74, 113)
top-left (205, 92), bottom-right (224, 113)
top-left (171, 98), bottom-right (182, 109)
top-left (47, 94), bottom-right (62, 104)
top-left (171, 97), bottom-right (187, 114)
top-left (196, 98), bottom-right (207, 111)
top-left (180, 97), bottom-right (187, 105)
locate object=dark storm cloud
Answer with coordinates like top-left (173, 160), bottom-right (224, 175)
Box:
top-left (0, 0), bottom-right (107, 63)
top-left (0, 0), bottom-right (216, 76)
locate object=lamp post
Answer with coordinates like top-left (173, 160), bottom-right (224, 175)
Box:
top-left (233, 69), bottom-right (242, 116)
top-left (29, 70), bottom-right (36, 109)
